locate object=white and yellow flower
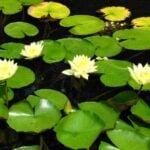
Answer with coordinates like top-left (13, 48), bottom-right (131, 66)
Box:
top-left (21, 41), bottom-right (44, 59)
top-left (0, 59), bottom-right (18, 81)
top-left (128, 63), bottom-right (150, 85)
top-left (62, 55), bottom-right (97, 80)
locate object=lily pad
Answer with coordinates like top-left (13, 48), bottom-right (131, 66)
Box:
top-left (4, 22), bottom-right (39, 39)
top-left (113, 28), bottom-right (150, 50)
top-left (54, 110), bottom-right (104, 149)
top-left (60, 15), bottom-right (105, 35)
top-left (27, 1), bottom-right (70, 20)
top-left (0, 0), bottom-right (22, 15)
top-left (132, 17), bottom-right (150, 27)
top-left (0, 42), bottom-right (24, 59)
top-left (14, 145), bottom-right (40, 150)
top-left (131, 99), bottom-right (150, 123)
top-left (96, 59), bottom-right (132, 87)
top-left (42, 40), bottom-right (66, 63)
top-left (19, 0), bottom-right (43, 5)
top-left (79, 101), bottom-right (119, 130)
top-left (99, 6), bottom-right (131, 21)
top-left (34, 89), bottom-right (69, 110)
top-left (7, 99), bottom-right (61, 133)
top-left (7, 66), bottom-right (35, 88)
top-left (85, 35), bottom-right (122, 57)
top-left (58, 38), bottom-right (95, 61)
top-left (99, 141), bottom-right (119, 150)
top-left (0, 103), bottom-right (8, 119)
top-left (107, 120), bottom-right (150, 150)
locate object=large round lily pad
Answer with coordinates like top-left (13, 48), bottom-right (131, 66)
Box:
top-left (7, 99), bottom-right (61, 133)
top-left (4, 22), bottom-right (39, 38)
top-left (60, 15), bottom-right (105, 35)
top-left (27, 1), bottom-right (70, 19)
top-left (7, 66), bottom-right (35, 88)
top-left (54, 110), bottom-right (104, 149)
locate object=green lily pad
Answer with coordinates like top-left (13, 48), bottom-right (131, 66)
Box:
top-left (27, 1), bottom-right (70, 19)
top-left (107, 120), bottom-right (150, 150)
top-left (4, 22), bottom-right (39, 39)
top-left (19, 0), bottom-right (43, 5)
top-left (131, 99), bottom-right (150, 123)
top-left (85, 35), bottom-right (122, 57)
top-left (132, 17), bottom-right (150, 27)
top-left (0, 0), bottom-right (22, 15)
top-left (107, 91), bottom-right (137, 111)
top-left (58, 38), bottom-right (95, 61)
top-left (7, 99), bottom-right (61, 133)
top-left (14, 145), bottom-right (40, 150)
top-left (96, 59), bottom-right (132, 87)
top-left (79, 101), bottom-right (119, 130)
top-left (0, 103), bottom-right (8, 119)
top-left (0, 42), bottom-right (24, 59)
top-left (34, 89), bottom-right (69, 110)
top-left (129, 116), bottom-right (150, 138)
top-left (60, 15), bottom-right (105, 35)
top-left (42, 40), bottom-right (66, 63)
top-left (7, 66), bottom-right (35, 88)
top-left (99, 141), bottom-right (120, 150)
top-left (113, 28), bottom-right (150, 50)
top-left (54, 110), bottom-right (104, 149)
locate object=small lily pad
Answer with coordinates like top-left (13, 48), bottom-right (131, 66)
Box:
top-left (0, 0), bottom-right (22, 15)
top-left (58, 38), bottom-right (95, 61)
top-left (99, 141), bottom-right (120, 150)
top-left (4, 22), bottom-right (39, 39)
top-left (113, 28), bottom-right (150, 50)
top-left (7, 66), bottom-right (35, 88)
top-left (131, 99), bottom-right (150, 123)
top-left (96, 59), bottom-right (132, 87)
top-left (99, 6), bottom-right (131, 21)
top-left (132, 17), bottom-right (150, 27)
top-left (54, 110), bottom-right (104, 149)
top-left (14, 145), bottom-right (40, 150)
top-left (7, 99), bottom-right (61, 133)
top-left (85, 35), bottom-right (122, 57)
top-left (27, 1), bottom-right (70, 20)
top-left (19, 0), bottom-right (43, 5)
top-left (0, 42), bottom-right (24, 59)
top-left (60, 15), bottom-right (105, 35)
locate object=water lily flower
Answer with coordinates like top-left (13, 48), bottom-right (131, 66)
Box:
top-left (21, 41), bottom-right (44, 59)
top-left (62, 55), bottom-right (97, 80)
top-left (0, 59), bottom-right (18, 81)
top-left (128, 63), bottom-right (150, 85)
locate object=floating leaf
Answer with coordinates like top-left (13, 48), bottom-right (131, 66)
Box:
top-left (7, 99), bottom-right (61, 133)
top-left (79, 101), bottom-right (119, 130)
top-left (28, 1), bottom-right (70, 20)
top-left (0, 0), bottom-right (22, 15)
top-left (4, 22), bottom-right (39, 39)
top-left (19, 0), bottom-right (43, 5)
top-left (107, 91), bottom-right (137, 111)
top-left (132, 17), bottom-right (150, 27)
top-left (131, 99), bottom-right (150, 123)
top-left (54, 110), bottom-right (104, 149)
top-left (14, 145), bottom-right (40, 150)
top-left (58, 38), bottom-right (95, 61)
top-left (34, 89), bottom-right (69, 110)
top-left (42, 40), bottom-right (66, 63)
top-left (60, 15), bottom-right (105, 35)
top-left (0, 103), bottom-right (8, 119)
top-left (7, 66), bottom-right (35, 88)
top-left (107, 120), bottom-right (150, 150)
top-left (99, 6), bottom-right (131, 21)
top-left (96, 59), bottom-right (132, 87)
top-left (99, 141), bottom-right (119, 150)
top-left (85, 35), bottom-right (122, 57)
top-left (113, 28), bottom-right (150, 50)
top-left (0, 42), bottom-right (24, 59)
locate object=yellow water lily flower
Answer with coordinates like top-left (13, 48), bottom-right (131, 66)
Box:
top-left (100, 6), bottom-right (131, 21)
top-left (21, 41), bottom-right (44, 59)
top-left (62, 55), bottom-right (97, 80)
top-left (0, 59), bottom-right (18, 81)
top-left (128, 63), bottom-right (150, 85)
